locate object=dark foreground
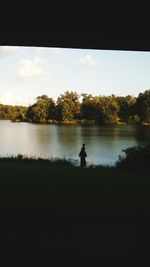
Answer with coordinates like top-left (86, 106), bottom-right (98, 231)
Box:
top-left (0, 158), bottom-right (149, 266)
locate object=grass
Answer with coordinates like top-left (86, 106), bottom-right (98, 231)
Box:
top-left (0, 156), bottom-right (149, 266)
top-left (0, 155), bottom-right (148, 223)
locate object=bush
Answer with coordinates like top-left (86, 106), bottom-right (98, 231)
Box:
top-left (128, 114), bottom-right (141, 125)
top-left (116, 143), bottom-right (150, 172)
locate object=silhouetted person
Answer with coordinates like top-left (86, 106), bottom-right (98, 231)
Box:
top-left (79, 144), bottom-right (87, 168)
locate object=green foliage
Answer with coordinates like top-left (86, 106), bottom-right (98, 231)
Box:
top-left (96, 95), bottom-right (119, 124)
top-left (55, 91), bottom-right (80, 122)
top-left (0, 110), bottom-right (6, 119)
top-left (80, 94), bottom-right (97, 121)
top-left (136, 89), bottom-right (150, 124)
top-left (0, 104), bottom-right (27, 121)
top-left (116, 95), bottom-right (136, 122)
top-left (1, 88), bottom-right (150, 125)
top-left (26, 95), bottom-right (55, 123)
top-left (128, 114), bottom-right (141, 125)
top-left (116, 143), bottom-right (150, 172)
top-left (81, 94), bottom-right (119, 124)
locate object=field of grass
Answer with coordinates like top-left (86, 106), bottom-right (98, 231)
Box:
top-left (0, 157), bottom-right (149, 266)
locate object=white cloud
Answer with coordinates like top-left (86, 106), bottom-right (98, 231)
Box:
top-left (79, 54), bottom-right (97, 67)
top-left (0, 46), bottom-right (20, 56)
top-left (0, 92), bottom-right (30, 106)
top-left (16, 56), bottom-right (49, 80)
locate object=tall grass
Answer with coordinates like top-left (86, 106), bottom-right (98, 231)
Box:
top-left (0, 154), bottom-right (75, 166)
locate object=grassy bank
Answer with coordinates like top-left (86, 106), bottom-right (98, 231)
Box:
top-left (0, 156), bottom-right (147, 221)
top-left (0, 156), bottom-right (148, 266)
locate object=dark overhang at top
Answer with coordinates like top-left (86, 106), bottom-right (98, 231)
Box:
top-left (0, 32), bottom-right (150, 52)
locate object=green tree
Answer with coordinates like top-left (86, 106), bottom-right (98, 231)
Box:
top-left (0, 110), bottom-right (6, 119)
top-left (80, 94), bottom-right (96, 121)
top-left (128, 114), bottom-right (141, 125)
top-left (55, 91), bottom-right (80, 122)
top-left (136, 89), bottom-right (150, 124)
top-left (9, 106), bottom-right (27, 122)
top-left (96, 96), bottom-right (119, 124)
top-left (81, 95), bottom-right (119, 124)
top-left (116, 95), bottom-right (136, 122)
top-left (26, 95), bottom-right (55, 123)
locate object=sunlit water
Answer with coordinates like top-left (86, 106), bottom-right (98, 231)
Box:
top-left (0, 120), bottom-right (150, 166)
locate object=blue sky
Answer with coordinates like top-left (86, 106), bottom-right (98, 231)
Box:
top-left (0, 45), bottom-right (150, 106)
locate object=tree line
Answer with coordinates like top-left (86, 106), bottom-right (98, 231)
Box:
top-left (0, 89), bottom-right (150, 125)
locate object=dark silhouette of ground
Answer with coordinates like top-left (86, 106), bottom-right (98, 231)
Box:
top-left (0, 158), bottom-right (148, 266)
top-left (0, 209), bottom-right (138, 267)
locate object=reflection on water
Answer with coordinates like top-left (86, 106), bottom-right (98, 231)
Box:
top-left (0, 121), bottom-right (150, 166)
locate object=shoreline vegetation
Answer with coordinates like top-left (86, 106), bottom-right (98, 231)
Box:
top-left (0, 143), bottom-right (150, 172)
top-left (0, 89), bottom-right (150, 125)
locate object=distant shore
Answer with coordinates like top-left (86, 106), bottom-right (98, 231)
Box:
top-left (8, 119), bottom-right (150, 126)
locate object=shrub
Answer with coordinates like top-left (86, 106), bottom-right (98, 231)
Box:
top-left (128, 114), bottom-right (141, 125)
top-left (116, 143), bottom-right (150, 172)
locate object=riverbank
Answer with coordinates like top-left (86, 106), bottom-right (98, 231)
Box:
top-left (2, 117), bottom-right (150, 126)
top-left (0, 157), bottom-right (148, 266)
top-left (10, 118), bottom-right (150, 126)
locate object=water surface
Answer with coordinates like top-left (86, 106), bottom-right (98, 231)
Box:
top-left (0, 120), bottom-right (150, 166)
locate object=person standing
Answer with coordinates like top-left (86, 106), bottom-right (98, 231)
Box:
top-left (79, 144), bottom-right (87, 167)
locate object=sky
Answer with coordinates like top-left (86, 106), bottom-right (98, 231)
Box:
top-left (0, 45), bottom-right (150, 106)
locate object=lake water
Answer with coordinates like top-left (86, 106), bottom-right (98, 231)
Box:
top-left (0, 120), bottom-right (150, 166)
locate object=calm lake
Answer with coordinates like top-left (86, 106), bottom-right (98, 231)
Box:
top-left (0, 120), bottom-right (150, 166)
